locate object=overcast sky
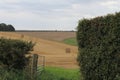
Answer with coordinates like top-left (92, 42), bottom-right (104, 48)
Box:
top-left (0, 0), bottom-right (120, 30)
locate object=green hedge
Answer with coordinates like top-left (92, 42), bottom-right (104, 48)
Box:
top-left (0, 38), bottom-right (34, 70)
top-left (77, 12), bottom-right (120, 80)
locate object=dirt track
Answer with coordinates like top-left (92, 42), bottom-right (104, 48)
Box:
top-left (0, 32), bottom-right (78, 69)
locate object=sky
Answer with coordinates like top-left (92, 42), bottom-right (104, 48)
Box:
top-left (0, 0), bottom-right (120, 30)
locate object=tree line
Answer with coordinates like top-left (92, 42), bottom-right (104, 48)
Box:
top-left (0, 23), bottom-right (15, 31)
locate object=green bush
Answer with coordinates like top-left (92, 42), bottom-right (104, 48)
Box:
top-left (77, 12), bottom-right (120, 80)
top-left (0, 38), bottom-right (34, 70)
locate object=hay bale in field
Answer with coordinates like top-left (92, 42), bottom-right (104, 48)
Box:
top-left (66, 48), bottom-right (71, 53)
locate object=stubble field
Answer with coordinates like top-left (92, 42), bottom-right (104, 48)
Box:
top-left (0, 32), bottom-right (78, 69)
top-left (16, 31), bottom-right (76, 41)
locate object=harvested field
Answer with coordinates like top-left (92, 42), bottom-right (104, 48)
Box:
top-left (0, 32), bottom-right (78, 69)
top-left (16, 31), bottom-right (76, 41)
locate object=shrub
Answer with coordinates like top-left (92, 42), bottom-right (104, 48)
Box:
top-left (0, 38), bottom-right (34, 70)
top-left (77, 12), bottom-right (120, 80)
top-left (0, 68), bottom-right (26, 80)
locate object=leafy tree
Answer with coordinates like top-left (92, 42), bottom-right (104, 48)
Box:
top-left (7, 24), bottom-right (15, 31)
top-left (0, 23), bottom-right (15, 31)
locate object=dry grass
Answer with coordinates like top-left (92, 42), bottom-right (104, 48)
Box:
top-left (0, 32), bottom-right (78, 69)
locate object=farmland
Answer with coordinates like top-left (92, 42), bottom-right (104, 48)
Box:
top-left (63, 37), bottom-right (77, 46)
top-left (16, 31), bottom-right (76, 41)
top-left (0, 32), bottom-right (78, 69)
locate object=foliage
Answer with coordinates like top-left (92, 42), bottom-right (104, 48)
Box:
top-left (0, 38), bottom-right (34, 70)
top-left (38, 67), bottom-right (81, 80)
top-left (77, 12), bottom-right (120, 80)
top-left (63, 37), bottom-right (77, 46)
top-left (0, 68), bottom-right (26, 80)
top-left (0, 23), bottom-right (15, 31)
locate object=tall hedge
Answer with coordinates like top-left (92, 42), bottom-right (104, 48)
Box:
top-left (0, 38), bottom-right (34, 70)
top-left (77, 12), bottom-right (120, 80)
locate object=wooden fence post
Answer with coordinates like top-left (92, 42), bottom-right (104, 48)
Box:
top-left (31, 54), bottom-right (38, 80)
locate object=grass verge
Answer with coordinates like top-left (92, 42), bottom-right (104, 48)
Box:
top-left (0, 67), bottom-right (81, 80)
top-left (38, 66), bottom-right (80, 80)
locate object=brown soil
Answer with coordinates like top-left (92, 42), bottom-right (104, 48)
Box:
top-left (16, 31), bottom-right (76, 41)
top-left (0, 32), bottom-right (78, 69)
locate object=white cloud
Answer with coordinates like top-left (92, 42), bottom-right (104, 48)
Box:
top-left (71, 4), bottom-right (82, 10)
top-left (100, 0), bottom-right (118, 6)
top-left (0, 0), bottom-right (120, 30)
top-left (0, 0), bottom-right (20, 4)
top-left (100, 0), bottom-right (120, 11)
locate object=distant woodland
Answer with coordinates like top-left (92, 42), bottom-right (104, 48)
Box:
top-left (0, 23), bottom-right (15, 31)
